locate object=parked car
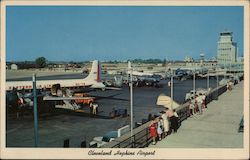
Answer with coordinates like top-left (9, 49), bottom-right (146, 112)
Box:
top-left (89, 131), bottom-right (118, 147)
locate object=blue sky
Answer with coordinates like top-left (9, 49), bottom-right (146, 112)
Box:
top-left (6, 6), bottom-right (243, 61)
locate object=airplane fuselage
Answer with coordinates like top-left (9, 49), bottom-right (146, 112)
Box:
top-left (6, 60), bottom-right (106, 91)
top-left (5, 79), bottom-right (94, 91)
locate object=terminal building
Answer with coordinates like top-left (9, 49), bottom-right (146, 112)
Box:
top-left (217, 31), bottom-right (237, 66)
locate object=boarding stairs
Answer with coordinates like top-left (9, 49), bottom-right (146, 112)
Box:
top-left (55, 100), bottom-right (81, 110)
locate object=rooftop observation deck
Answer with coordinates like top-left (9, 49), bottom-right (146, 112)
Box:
top-left (149, 81), bottom-right (244, 148)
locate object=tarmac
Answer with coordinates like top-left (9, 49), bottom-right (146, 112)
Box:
top-left (5, 72), bottom-right (224, 147)
top-left (149, 81), bottom-right (244, 148)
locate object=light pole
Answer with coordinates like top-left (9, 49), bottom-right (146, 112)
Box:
top-left (32, 74), bottom-right (39, 147)
top-left (128, 61), bottom-right (134, 147)
top-left (170, 69), bottom-right (174, 109)
top-left (207, 70), bottom-right (209, 90)
top-left (193, 70), bottom-right (196, 99)
top-left (216, 72), bottom-right (219, 100)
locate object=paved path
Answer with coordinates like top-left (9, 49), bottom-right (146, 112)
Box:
top-left (149, 81), bottom-right (244, 148)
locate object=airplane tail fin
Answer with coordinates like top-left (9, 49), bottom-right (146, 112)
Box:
top-left (114, 76), bottom-right (123, 87)
top-left (85, 60), bottom-right (102, 82)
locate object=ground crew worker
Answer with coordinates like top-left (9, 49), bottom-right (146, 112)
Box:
top-left (92, 103), bottom-right (98, 115)
top-left (89, 102), bottom-right (93, 114)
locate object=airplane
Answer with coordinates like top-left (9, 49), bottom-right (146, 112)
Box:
top-left (135, 75), bottom-right (161, 87)
top-left (6, 60), bottom-right (122, 112)
top-left (127, 70), bottom-right (154, 77)
top-left (173, 68), bottom-right (193, 80)
top-left (125, 62), bottom-right (162, 87)
top-left (121, 74), bottom-right (161, 87)
top-left (113, 76), bottom-right (123, 87)
top-left (6, 60), bottom-right (118, 91)
top-left (103, 76), bottom-right (123, 88)
top-left (42, 86), bottom-right (96, 111)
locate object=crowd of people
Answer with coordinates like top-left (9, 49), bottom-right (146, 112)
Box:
top-left (149, 108), bottom-right (179, 145)
top-left (189, 93), bottom-right (207, 117)
top-left (149, 93), bottom-right (209, 145)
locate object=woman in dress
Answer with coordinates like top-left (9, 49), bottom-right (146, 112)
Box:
top-left (149, 118), bottom-right (157, 145)
top-left (161, 111), bottom-right (169, 137)
top-left (157, 117), bottom-right (163, 140)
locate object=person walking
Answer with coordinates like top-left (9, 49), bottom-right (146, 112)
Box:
top-left (226, 81), bottom-right (230, 91)
top-left (157, 117), bottom-right (163, 140)
top-left (166, 108), bottom-right (177, 134)
top-left (189, 100), bottom-right (194, 117)
top-left (197, 94), bottom-right (203, 115)
top-left (173, 109), bottom-right (179, 133)
top-left (190, 97), bottom-right (196, 115)
top-left (161, 111), bottom-right (169, 137)
top-left (149, 119), bottom-right (158, 145)
top-left (202, 93), bottom-right (207, 109)
top-left (193, 95), bottom-right (198, 114)
top-left (229, 81), bottom-right (233, 91)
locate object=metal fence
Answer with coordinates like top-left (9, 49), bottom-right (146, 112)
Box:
top-left (111, 126), bottom-right (151, 148)
top-left (102, 81), bottom-right (238, 148)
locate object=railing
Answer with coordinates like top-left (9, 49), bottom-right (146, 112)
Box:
top-left (103, 121), bottom-right (152, 148)
top-left (101, 78), bottom-right (242, 148)
top-left (176, 84), bottom-right (227, 124)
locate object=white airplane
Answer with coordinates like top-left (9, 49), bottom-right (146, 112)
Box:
top-left (127, 70), bottom-right (154, 76)
top-left (6, 60), bottom-right (115, 91)
top-left (6, 60), bottom-right (121, 111)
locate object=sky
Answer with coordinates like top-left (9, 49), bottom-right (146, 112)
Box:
top-left (6, 6), bottom-right (243, 61)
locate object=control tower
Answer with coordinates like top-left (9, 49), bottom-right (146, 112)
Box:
top-left (217, 31), bottom-right (237, 66)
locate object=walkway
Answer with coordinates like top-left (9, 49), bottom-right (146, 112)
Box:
top-left (149, 81), bottom-right (244, 148)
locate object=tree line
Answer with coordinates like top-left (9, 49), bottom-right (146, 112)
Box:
top-left (7, 57), bottom-right (169, 69)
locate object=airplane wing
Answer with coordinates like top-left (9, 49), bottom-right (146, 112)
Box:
top-left (43, 96), bottom-right (95, 101)
top-left (104, 87), bottom-right (122, 90)
top-left (156, 94), bottom-right (180, 109)
top-left (93, 93), bottom-right (128, 101)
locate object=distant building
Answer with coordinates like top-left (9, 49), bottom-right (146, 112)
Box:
top-left (184, 56), bottom-right (194, 62)
top-left (217, 31), bottom-right (237, 66)
top-left (237, 56), bottom-right (244, 63)
top-left (211, 56), bottom-right (217, 62)
top-left (10, 64), bottom-right (18, 70)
